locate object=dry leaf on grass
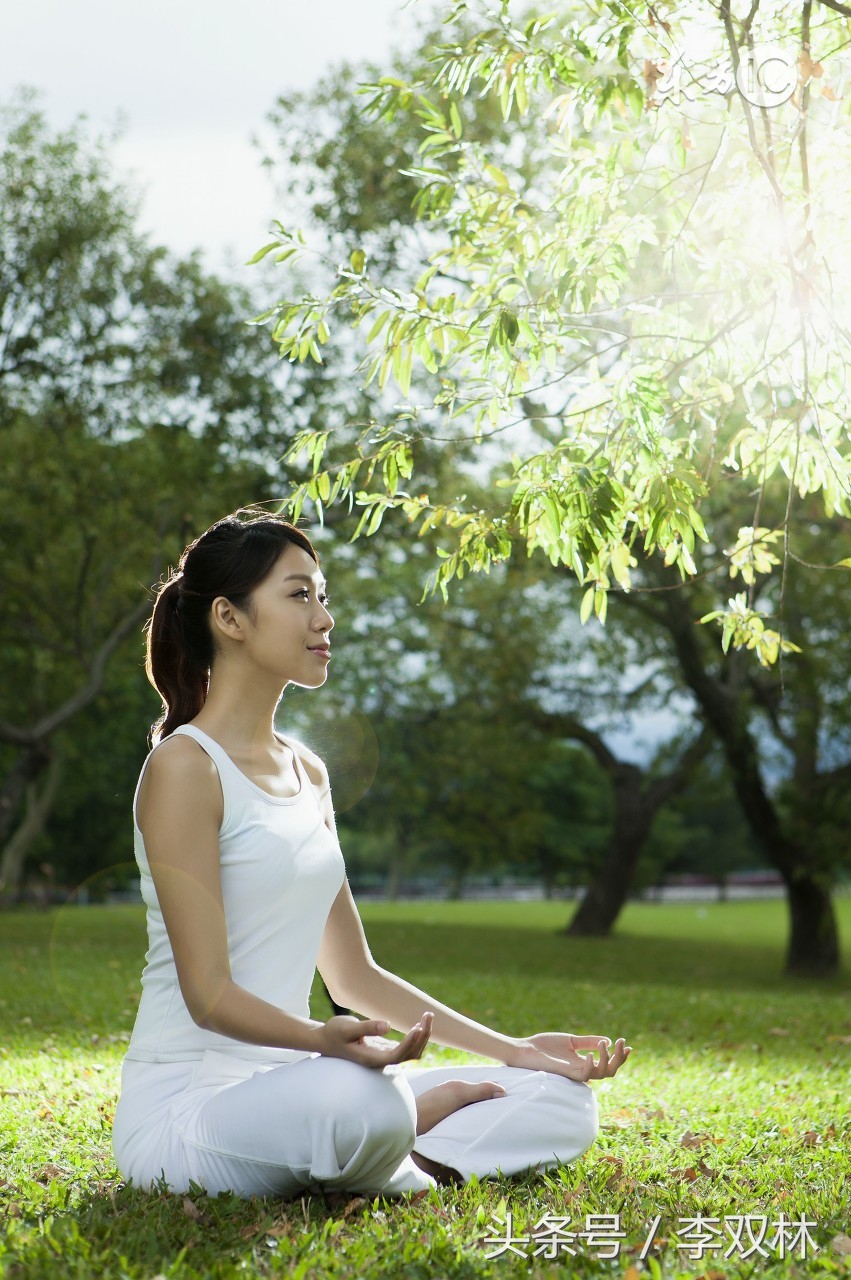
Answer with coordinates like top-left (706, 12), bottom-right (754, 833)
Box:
top-left (240, 1218), bottom-right (293, 1241)
top-left (680, 1130), bottom-right (714, 1149)
top-left (671, 1160), bottom-right (716, 1183)
top-left (182, 1196), bottom-right (209, 1224)
top-left (563, 1182), bottom-right (587, 1205)
top-left (240, 1222), bottom-right (265, 1241)
top-left (830, 1232), bottom-right (851, 1255)
top-left (340, 1197), bottom-right (368, 1218)
top-left (636, 1106), bottom-right (668, 1121)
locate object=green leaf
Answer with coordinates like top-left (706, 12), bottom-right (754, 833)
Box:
top-left (485, 164), bottom-right (511, 191)
top-left (366, 310), bottom-right (390, 343)
top-left (245, 241), bottom-right (280, 265)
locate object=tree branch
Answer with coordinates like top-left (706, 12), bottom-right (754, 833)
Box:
top-left (816, 0), bottom-right (851, 17)
top-left (0, 595), bottom-right (152, 746)
top-left (645, 724), bottom-right (714, 809)
top-left (518, 706), bottom-right (632, 777)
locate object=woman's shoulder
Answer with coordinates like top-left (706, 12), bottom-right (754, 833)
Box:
top-left (139, 732), bottom-right (222, 810)
top-left (147, 729), bottom-right (217, 769)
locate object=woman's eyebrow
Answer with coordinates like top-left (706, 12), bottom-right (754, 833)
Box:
top-left (283, 573), bottom-right (327, 588)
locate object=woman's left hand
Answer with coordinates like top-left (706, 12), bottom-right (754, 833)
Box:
top-left (506, 1032), bottom-right (632, 1082)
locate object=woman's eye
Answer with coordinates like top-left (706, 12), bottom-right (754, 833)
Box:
top-left (292, 589), bottom-right (330, 605)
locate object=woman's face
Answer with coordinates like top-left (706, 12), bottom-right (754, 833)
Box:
top-left (214, 543), bottom-right (334, 689)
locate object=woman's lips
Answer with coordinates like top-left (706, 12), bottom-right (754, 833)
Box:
top-left (308, 647), bottom-right (331, 659)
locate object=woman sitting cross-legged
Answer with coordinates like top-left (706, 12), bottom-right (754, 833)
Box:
top-left (112, 510), bottom-right (631, 1198)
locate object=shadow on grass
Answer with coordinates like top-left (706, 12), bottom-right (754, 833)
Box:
top-left (2, 1179), bottom-right (350, 1280)
top-left (363, 919), bottom-right (851, 993)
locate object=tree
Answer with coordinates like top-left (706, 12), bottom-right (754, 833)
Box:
top-left (612, 497), bottom-right (851, 972)
top-left (0, 95), bottom-right (295, 898)
top-left (253, 2), bottom-right (851, 972)
top-left (259, 0), bottom-right (851, 656)
top-left (277, 494), bottom-right (713, 921)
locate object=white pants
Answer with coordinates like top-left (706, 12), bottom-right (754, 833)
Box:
top-left (112, 1050), bottom-right (599, 1198)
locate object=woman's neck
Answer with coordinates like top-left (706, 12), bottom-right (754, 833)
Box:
top-left (191, 664), bottom-right (285, 751)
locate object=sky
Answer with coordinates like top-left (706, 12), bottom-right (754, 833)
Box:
top-left (3, 0), bottom-right (422, 274)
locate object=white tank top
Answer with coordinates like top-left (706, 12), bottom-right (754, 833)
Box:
top-left (124, 723), bottom-right (346, 1064)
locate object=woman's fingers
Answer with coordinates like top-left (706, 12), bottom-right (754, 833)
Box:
top-left (357, 1019), bottom-right (393, 1039)
top-left (358, 1011), bottom-right (433, 1066)
top-left (570, 1034), bottom-right (613, 1051)
top-left (596, 1038), bottom-right (630, 1077)
top-left (400, 1012), bottom-right (433, 1059)
top-left (526, 1034), bottom-right (633, 1083)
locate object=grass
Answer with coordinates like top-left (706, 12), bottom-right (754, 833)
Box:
top-left (0, 897), bottom-right (849, 1279)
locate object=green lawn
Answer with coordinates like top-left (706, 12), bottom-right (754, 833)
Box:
top-left (1, 897), bottom-right (849, 1279)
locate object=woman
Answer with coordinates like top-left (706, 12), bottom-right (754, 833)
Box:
top-left (112, 511), bottom-right (631, 1199)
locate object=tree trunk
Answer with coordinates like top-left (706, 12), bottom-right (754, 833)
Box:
top-left (0, 748), bottom-right (63, 903)
top-left (524, 716), bottom-right (714, 939)
top-left (0, 743), bottom-right (51, 850)
top-left (785, 873), bottom-right (839, 976)
top-left (650, 590), bottom-right (842, 977)
top-left (566, 771), bottom-right (652, 935)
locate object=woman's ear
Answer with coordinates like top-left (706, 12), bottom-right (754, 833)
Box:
top-left (209, 596), bottom-right (246, 645)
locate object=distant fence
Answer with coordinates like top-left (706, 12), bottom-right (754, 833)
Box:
top-left (8, 871), bottom-right (849, 907)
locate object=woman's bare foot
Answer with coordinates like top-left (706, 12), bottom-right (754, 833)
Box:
top-left (414, 1079), bottom-right (507, 1136)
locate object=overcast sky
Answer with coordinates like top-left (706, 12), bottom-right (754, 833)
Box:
top-left (3, 0), bottom-right (422, 274)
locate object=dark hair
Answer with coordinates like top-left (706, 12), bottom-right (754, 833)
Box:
top-left (145, 510), bottom-right (319, 745)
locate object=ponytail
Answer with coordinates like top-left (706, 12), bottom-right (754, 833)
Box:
top-left (144, 577), bottom-right (211, 745)
top-left (143, 511), bottom-right (319, 747)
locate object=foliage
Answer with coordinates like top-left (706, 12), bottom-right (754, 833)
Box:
top-left (274, 516), bottom-right (731, 898)
top-left (0, 901), bottom-right (849, 1278)
top-left (0, 92), bottom-right (303, 891)
top-left (256, 0), bottom-right (851, 667)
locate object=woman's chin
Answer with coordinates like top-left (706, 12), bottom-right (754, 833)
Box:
top-left (290, 670), bottom-right (330, 691)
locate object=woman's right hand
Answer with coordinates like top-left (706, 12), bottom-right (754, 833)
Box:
top-left (315, 1011), bottom-right (434, 1068)
top-left (506, 1032), bottom-right (631, 1081)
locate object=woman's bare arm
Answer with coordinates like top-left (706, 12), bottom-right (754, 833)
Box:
top-left (319, 882), bottom-right (630, 1080)
top-left (307, 743), bottom-right (631, 1082)
top-left (136, 736), bottom-right (431, 1067)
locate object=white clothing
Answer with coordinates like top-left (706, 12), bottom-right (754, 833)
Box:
top-left (125, 723), bottom-right (343, 1065)
top-left (112, 724), bottom-right (599, 1197)
top-left (113, 1052), bottom-right (598, 1197)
